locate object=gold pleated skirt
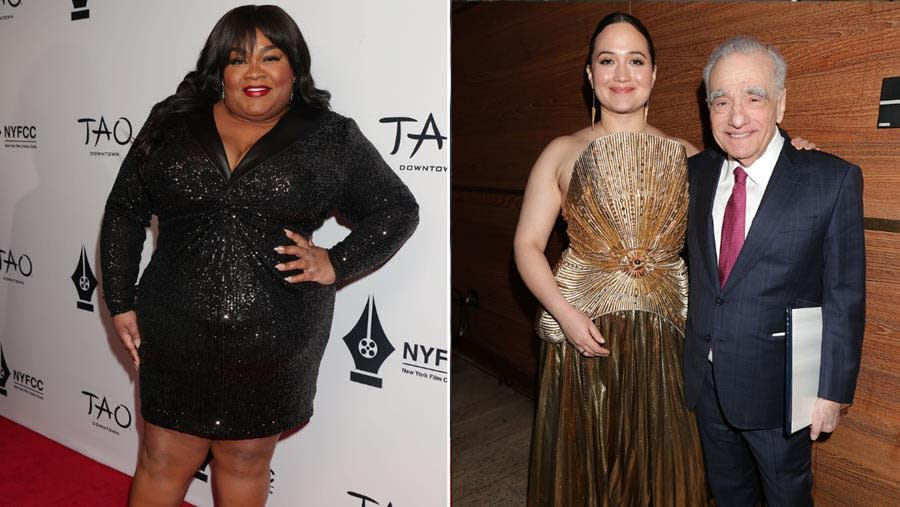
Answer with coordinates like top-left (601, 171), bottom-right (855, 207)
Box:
top-left (528, 310), bottom-right (709, 506)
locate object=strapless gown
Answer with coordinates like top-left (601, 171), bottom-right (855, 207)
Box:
top-left (529, 133), bottom-right (708, 506)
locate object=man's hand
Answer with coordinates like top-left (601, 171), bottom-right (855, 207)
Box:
top-left (791, 136), bottom-right (817, 151)
top-left (810, 397), bottom-right (849, 440)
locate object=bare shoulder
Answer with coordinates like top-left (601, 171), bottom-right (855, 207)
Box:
top-left (548, 127), bottom-right (596, 156)
top-left (644, 125), bottom-right (699, 156)
top-left (527, 128), bottom-right (597, 196)
top-left (537, 129), bottom-right (595, 171)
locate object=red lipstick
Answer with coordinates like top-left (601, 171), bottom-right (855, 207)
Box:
top-left (610, 86), bottom-right (635, 94)
top-left (243, 86), bottom-right (271, 97)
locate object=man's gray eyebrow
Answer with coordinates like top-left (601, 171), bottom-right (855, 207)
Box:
top-left (708, 90), bottom-right (727, 101)
top-left (745, 87), bottom-right (768, 98)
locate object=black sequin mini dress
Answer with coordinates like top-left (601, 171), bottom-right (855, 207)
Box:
top-left (100, 105), bottom-right (418, 439)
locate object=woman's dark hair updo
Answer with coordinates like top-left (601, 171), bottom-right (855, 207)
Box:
top-left (585, 12), bottom-right (656, 68)
top-left (135, 4), bottom-right (331, 157)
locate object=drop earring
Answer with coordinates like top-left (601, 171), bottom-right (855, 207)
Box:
top-left (290, 77), bottom-right (296, 103)
top-left (221, 81), bottom-right (225, 101)
top-left (591, 88), bottom-right (597, 130)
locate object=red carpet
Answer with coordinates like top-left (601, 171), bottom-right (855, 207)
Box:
top-left (0, 416), bottom-right (194, 506)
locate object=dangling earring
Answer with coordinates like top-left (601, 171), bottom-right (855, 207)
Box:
top-left (221, 81), bottom-right (225, 101)
top-left (591, 88), bottom-right (597, 130)
top-left (290, 77), bottom-right (296, 103)
top-left (643, 102), bottom-right (649, 125)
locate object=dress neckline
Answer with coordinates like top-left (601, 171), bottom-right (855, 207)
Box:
top-left (582, 131), bottom-right (684, 154)
top-left (186, 104), bottom-right (325, 183)
top-left (563, 131), bottom-right (687, 217)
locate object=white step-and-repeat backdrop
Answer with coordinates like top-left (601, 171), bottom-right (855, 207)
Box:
top-left (0, 1), bottom-right (449, 505)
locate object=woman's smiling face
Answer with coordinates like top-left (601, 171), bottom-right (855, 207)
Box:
top-left (222, 29), bottom-right (294, 122)
top-left (586, 22), bottom-right (656, 116)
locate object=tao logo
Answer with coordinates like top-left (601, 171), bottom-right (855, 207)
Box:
top-left (380, 113), bottom-right (446, 158)
top-left (348, 491), bottom-right (394, 507)
top-left (82, 390), bottom-right (133, 429)
top-left (78, 116), bottom-right (133, 146)
top-left (0, 248), bottom-right (33, 277)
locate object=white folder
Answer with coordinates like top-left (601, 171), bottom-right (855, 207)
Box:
top-left (785, 306), bottom-right (823, 435)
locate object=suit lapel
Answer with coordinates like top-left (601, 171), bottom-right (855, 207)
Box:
top-left (230, 104), bottom-right (324, 182)
top-left (185, 108), bottom-right (231, 182)
top-left (185, 104), bottom-right (325, 184)
top-left (722, 142), bottom-right (804, 292)
top-left (691, 151), bottom-right (724, 290)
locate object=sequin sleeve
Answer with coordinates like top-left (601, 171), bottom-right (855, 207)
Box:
top-left (327, 119), bottom-right (419, 283)
top-left (99, 134), bottom-right (153, 316)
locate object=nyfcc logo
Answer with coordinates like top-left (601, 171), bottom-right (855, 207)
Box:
top-left (342, 296), bottom-right (448, 388)
top-left (0, 343), bottom-right (46, 400)
top-left (2, 124), bottom-right (37, 149)
top-left (400, 341), bottom-right (448, 384)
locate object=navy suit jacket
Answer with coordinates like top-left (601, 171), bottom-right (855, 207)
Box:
top-left (683, 134), bottom-right (866, 429)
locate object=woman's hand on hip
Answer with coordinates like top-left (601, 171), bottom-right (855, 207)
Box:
top-left (558, 308), bottom-right (609, 358)
top-left (111, 310), bottom-right (141, 369)
top-left (275, 229), bottom-right (337, 285)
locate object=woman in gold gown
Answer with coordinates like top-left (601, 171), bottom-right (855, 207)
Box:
top-left (513, 13), bottom-right (707, 505)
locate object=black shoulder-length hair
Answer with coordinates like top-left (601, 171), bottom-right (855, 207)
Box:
top-left (135, 4), bottom-right (331, 157)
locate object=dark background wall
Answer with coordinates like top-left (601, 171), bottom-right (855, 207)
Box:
top-left (452, 2), bottom-right (900, 505)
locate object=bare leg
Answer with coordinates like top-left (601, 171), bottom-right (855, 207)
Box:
top-left (210, 434), bottom-right (280, 507)
top-left (130, 422), bottom-right (211, 507)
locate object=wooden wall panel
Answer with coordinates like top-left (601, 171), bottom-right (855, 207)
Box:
top-left (811, 230), bottom-right (900, 506)
top-left (453, 1), bottom-right (900, 505)
top-left (452, 188), bottom-right (567, 394)
top-left (454, 2), bottom-right (900, 214)
top-left (634, 1), bottom-right (900, 220)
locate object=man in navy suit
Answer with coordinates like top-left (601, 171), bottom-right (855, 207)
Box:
top-left (684, 36), bottom-right (865, 506)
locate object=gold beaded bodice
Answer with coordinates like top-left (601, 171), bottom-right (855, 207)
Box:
top-left (536, 132), bottom-right (689, 343)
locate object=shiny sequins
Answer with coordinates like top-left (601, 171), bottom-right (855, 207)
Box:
top-left (100, 108), bottom-right (418, 438)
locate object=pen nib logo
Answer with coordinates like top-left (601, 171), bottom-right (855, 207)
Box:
top-left (71, 0), bottom-right (90, 21)
top-left (193, 451), bottom-right (214, 482)
top-left (343, 296), bottom-right (395, 388)
top-left (71, 245), bottom-right (98, 311)
top-left (0, 345), bottom-right (10, 396)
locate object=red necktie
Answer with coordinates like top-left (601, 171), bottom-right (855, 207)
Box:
top-left (718, 166), bottom-right (747, 288)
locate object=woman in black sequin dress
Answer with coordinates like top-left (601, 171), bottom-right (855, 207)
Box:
top-left (100, 6), bottom-right (418, 505)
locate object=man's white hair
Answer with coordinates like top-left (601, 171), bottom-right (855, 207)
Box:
top-left (703, 36), bottom-right (787, 101)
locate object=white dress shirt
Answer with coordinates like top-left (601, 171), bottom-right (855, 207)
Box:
top-left (712, 132), bottom-right (785, 258)
top-left (709, 132), bottom-right (784, 361)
